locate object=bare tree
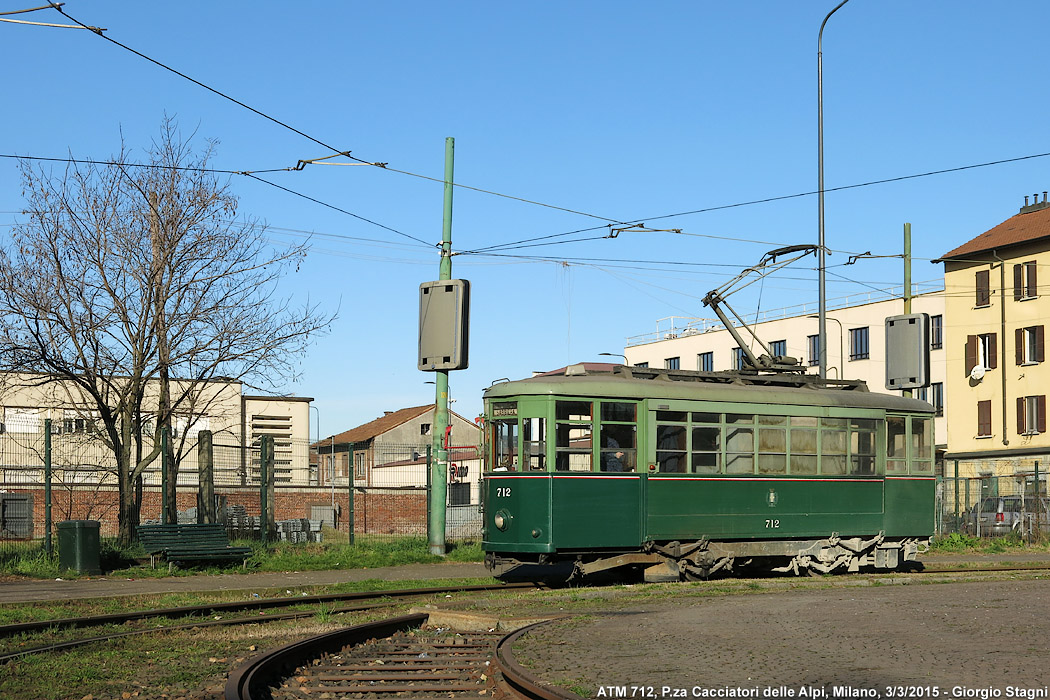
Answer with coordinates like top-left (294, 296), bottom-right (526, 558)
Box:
top-left (0, 119), bottom-right (332, 544)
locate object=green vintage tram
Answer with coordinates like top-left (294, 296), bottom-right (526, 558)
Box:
top-left (481, 363), bottom-right (935, 581)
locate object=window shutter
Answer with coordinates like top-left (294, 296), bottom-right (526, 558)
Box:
top-left (988, 333), bottom-right (998, 369)
top-left (976, 269), bottom-right (990, 306)
top-left (1014, 264), bottom-right (1023, 300)
top-left (1017, 398), bottom-right (1025, 435)
top-left (1016, 327), bottom-right (1025, 365)
top-left (978, 400), bottom-right (992, 437)
top-left (965, 335), bottom-right (977, 376)
top-left (1028, 262), bottom-right (1039, 299)
top-left (1039, 395), bottom-right (1047, 434)
top-left (1037, 326), bottom-right (1045, 363)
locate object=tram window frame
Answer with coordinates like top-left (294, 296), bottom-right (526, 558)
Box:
top-left (886, 415), bottom-right (907, 474)
top-left (492, 418), bottom-right (520, 471)
top-left (909, 416), bottom-right (934, 474)
top-left (647, 409), bottom-right (887, 477)
top-left (656, 411), bottom-right (688, 473)
top-left (599, 401), bottom-right (638, 472)
top-left (523, 416), bottom-right (547, 471)
top-left (555, 400), bottom-right (593, 472)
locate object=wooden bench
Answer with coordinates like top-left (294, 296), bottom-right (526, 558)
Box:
top-left (136, 523), bottom-right (252, 571)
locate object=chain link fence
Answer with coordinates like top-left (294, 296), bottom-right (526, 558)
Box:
top-left (938, 469), bottom-right (1049, 540)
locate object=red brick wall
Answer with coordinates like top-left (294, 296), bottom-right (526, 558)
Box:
top-left (4, 485), bottom-right (429, 540)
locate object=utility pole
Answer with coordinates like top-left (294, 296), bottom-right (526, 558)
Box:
top-left (817, 0), bottom-right (851, 379)
top-left (903, 222), bottom-right (912, 399)
top-left (429, 137), bottom-right (454, 556)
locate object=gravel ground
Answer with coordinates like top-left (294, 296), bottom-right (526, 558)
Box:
top-left (513, 578), bottom-right (1050, 698)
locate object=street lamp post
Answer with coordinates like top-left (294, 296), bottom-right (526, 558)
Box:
top-left (817, 0), bottom-right (850, 380)
top-left (809, 314), bottom-right (843, 378)
top-left (599, 352), bottom-right (629, 365)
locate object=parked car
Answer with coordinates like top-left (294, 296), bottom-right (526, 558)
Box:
top-left (966, 496), bottom-right (1050, 537)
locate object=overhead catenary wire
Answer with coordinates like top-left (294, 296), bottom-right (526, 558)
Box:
top-left (1, 152), bottom-right (431, 248)
top-left (18, 3), bottom-right (1050, 264)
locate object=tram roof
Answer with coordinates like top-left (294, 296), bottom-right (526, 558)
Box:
top-left (484, 364), bottom-right (934, 414)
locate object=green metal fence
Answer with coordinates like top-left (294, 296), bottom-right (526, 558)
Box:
top-left (1, 429), bottom-right (482, 561)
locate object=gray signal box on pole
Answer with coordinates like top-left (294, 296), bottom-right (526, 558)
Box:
top-left (885, 313), bottom-right (930, 391)
top-left (418, 279), bottom-right (470, 371)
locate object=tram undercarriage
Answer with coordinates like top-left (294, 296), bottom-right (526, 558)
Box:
top-left (486, 532), bottom-right (929, 582)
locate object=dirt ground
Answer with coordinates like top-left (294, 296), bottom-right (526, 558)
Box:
top-left (513, 578), bottom-right (1050, 697)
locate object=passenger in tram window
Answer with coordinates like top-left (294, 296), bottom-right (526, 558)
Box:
top-left (601, 436), bottom-right (626, 472)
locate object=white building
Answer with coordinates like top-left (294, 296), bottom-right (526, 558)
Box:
top-left (622, 288), bottom-right (947, 455)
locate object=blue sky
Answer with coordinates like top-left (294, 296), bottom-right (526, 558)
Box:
top-left (1, 1), bottom-right (1047, 436)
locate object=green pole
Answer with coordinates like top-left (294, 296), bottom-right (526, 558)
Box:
top-left (429, 137), bottom-right (454, 556)
top-left (161, 427), bottom-right (169, 525)
top-left (260, 435), bottom-right (271, 545)
top-left (954, 459), bottom-right (960, 531)
top-left (347, 442), bottom-right (355, 546)
top-left (903, 223), bottom-right (912, 399)
top-left (44, 419), bottom-right (52, 557)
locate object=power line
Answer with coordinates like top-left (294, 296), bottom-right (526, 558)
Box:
top-left (242, 173), bottom-right (431, 247)
top-left (49, 5), bottom-right (625, 225)
top-left (465, 150), bottom-right (1050, 254)
top-left (2, 152), bottom-right (430, 248)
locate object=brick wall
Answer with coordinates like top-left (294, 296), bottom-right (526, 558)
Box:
top-left (3, 485), bottom-right (430, 540)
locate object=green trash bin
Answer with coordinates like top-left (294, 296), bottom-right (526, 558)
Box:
top-left (57, 520), bottom-right (102, 575)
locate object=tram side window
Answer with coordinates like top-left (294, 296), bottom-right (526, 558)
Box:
top-left (850, 419), bottom-right (877, 475)
top-left (725, 414), bottom-right (755, 474)
top-left (790, 424), bottom-right (818, 474)
top-left (910, 417), bottom-right (933, 474)
top-left (820, 418), bottom-right (847, 474)
top-left (493, 419), bottom-right (519, 471)
top-left (887, 416), bottom-right (907, 473)
top-left (600, 402), bottom-right (637, 472)
top-left (556, 401), bottom-right (593, 472)
top-left (523, 417), bottom-right (546, 471)
top-left (656, 411), bottom-right (687, 473)
top-left (692, 424), bottom-right (720, 473)
top-left (758, 425), bottom-right (787, 474)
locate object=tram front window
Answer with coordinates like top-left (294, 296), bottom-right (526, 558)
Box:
top-left (493, 419), bottom-right (518, 471)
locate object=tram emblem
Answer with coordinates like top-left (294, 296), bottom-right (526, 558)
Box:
top-left (767, 489), bottom-right (778, 507)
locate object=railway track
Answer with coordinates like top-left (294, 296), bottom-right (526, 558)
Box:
top-left (225, 612), bottom-right (577, 700)
top-left (0, 582), bottom-right (535, 664)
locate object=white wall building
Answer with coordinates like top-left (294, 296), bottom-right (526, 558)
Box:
top-left (622, 288), bottom-right (947, 452)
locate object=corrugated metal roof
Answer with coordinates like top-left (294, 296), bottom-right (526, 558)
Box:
top-left (939, 205), bottom-right (1050, 261)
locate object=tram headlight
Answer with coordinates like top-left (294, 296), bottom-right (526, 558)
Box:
top-left (494, 509), bottom-right (511, 531)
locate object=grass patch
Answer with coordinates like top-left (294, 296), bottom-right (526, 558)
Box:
top-left (1, 535), bottom-right (483, 579)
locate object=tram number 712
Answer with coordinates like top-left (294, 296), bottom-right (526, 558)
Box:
top-left (765, 519), bottom-right (781, 529)
top-left (496, 487), bottom-right (512, 498)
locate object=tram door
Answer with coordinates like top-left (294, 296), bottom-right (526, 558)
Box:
top-left (550, 399), bottom-right (643, 549)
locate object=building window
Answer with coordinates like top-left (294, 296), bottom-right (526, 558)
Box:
top-left (930, 315), bottom-right (943, 350)
top-left (1016, 326), bottom-right (1044, 365)
top-left (354, 451), bottom-right (366, 479)
top-left (731, 347), bottom-right (746, 370)
top-left (975, 269), bottom-right (991, 307)
top-left (769, 340), bottom-right (787, 358)
top-left (965, 333), bottom-right (998, 373)
top-left (1018, 395), bottom-right (1047, 435)
top-left (420, 423), bottom-right (431, 436)
top-left (849, 327), bottom-right (870, 361)
top-left (664, 357), bottom-right (680, 370)
top-left (807, 335), bottom-right (820, 367)
top-left (635, 362), bottom-right (649, 368)
top-left (698, 352), bottom-right (713, 372)
top-left (977, 400), bottom-right (992, 438)
top-left (931, 382), bottom-right (944, 417)
top-left (1014, 261), bottom-right (1038, 301)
